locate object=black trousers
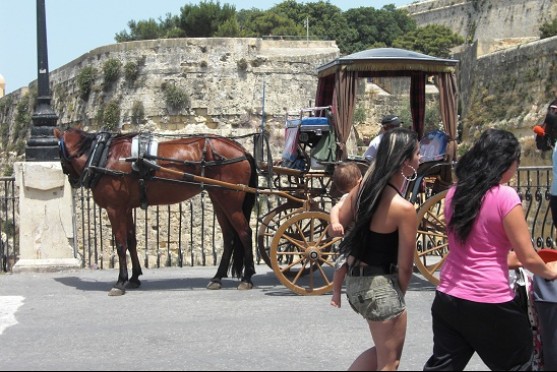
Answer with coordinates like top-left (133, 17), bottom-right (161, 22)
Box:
top-left (423, 291), bottom-right (533, 371)
top-left (535, 301), bottom-right (557, 370)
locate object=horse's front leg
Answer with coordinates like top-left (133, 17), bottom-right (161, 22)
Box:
top-left (125, 211), bottom-right (142, 289)
top-left (107, 208), bottom-right (131, 296)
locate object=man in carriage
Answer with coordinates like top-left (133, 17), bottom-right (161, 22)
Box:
top-left (363, 114), bottom-right (402, 162)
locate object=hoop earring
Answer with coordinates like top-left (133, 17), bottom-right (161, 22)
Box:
top-left (401, 164), bottom-right (417, 182)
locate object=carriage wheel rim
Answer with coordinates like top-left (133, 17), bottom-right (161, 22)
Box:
top-left (415, 189), bottom-right (449, 286)
top-left (270, 211), bottom-right (339, 295)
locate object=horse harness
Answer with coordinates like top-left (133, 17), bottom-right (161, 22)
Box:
top-left (72, 132), bottom-right (248, 209)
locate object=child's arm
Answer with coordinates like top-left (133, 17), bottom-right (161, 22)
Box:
top-left (329, 195), bottom-right (347, 237)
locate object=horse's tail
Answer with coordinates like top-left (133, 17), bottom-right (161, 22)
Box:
top-left (243, 152), bottom-right (258, 219)
top-left (230, 152), bottom-right (258, 278)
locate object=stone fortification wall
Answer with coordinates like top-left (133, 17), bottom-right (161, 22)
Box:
top-left (403, 0), bottom-right (557, 55)
top-left (0, 38), bottom-right (339, 172)
top-left (48, 38), bottom-right (339, 131)
top-left (457, 35), bottom-right (557, 144)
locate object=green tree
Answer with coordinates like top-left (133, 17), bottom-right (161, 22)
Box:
top-left (112, 0), bottom-right (430, 56)
top-left (392, 24), bottom-right (464, 58)
top-left (243, 11), bottom-right (301, 37)
top-left (115, 13), bottom-right (184, 42)
top-left (179, 1), bottom-right (237, 37)
top-left (308, 2), bottom-right (354, 45)
top-left (215, 17), bottom-right (241, 37)
top-left (115, 19), bottom-right (161, 42)
top-left (157, 13), bottom-right (186, 38)
top-left (343, 6), bottom-right (415, 54)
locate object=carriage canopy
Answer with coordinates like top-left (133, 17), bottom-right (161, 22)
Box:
top-left (314, 47), bottom-right (459, 161)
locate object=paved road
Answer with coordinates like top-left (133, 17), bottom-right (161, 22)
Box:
top-left (0, 265), bottom-right (487, 371)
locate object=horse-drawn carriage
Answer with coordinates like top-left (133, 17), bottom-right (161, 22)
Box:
top-left (56, 48), bottom-right (458, 296)
top-left (253, 48), bottom-right (459, 294)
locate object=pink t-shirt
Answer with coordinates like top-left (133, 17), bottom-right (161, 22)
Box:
top-left (437, 185), bottom-right (521, 303)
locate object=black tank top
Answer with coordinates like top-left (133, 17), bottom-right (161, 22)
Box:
top-left (356, 182), bottom-right (400, 269)
top-left (360, 229), bottom-right (399, 269)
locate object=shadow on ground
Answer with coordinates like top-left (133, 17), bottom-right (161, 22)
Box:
top-left (53, 267), bottom-right (285, 293)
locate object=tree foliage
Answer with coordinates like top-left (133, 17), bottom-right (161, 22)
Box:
top-left (115, 14), bottom-right (185, 42)
top-left (392, 24), bottom-right (464, 58)
top-left (179, 1), bottom-right (237, 37)
top-left (113, 1), bottom-right (464, 58)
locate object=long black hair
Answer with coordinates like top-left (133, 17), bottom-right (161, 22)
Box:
top-left (448, 129), bottom-right (521, 243)
top-left (340, 127), bottom-right (418, 259)
top-left (544, 98), bottom-right (557, 146)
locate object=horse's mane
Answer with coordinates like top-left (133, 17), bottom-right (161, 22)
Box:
top-left (67, 128), bottom-right (96, 155)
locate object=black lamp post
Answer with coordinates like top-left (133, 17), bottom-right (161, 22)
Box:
top-left (25, 0), bottom-right (59, 161)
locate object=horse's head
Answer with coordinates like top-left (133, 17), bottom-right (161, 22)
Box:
top-left (54, 127), bottom-right (89, 188)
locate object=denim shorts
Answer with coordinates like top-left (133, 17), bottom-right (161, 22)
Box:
top-left (345, 273), bottom-right (406, 321)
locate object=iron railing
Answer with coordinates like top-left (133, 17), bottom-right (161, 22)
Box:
top-left (0, 177), bottom-right (17, 272)
top-left (0, 166), bottom-right (556, 272)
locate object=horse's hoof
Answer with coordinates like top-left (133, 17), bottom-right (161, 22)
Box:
top-left (207, 280), bottom-right (222, 290)
top-left (108, 287), bottom-right (125, 296)
top-left (237, 281), bottom-right (253, 290)
top-left (125, 280), bottom-right (141, 289)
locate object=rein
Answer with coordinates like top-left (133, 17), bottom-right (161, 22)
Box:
top-left (58, 137), bottom-right (78, 162)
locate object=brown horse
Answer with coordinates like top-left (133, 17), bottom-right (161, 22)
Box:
top-left (54, 127), bottom-right (258, 296)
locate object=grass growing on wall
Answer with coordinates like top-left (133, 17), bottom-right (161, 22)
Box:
top-left (162, 83), bottom-right (190, 112)
top-left (77, 66), bottom-right (97, 99)
top-left (103, 59), bottom-right (122, 88)
top-left (96, 100), bottom-right (121, 131)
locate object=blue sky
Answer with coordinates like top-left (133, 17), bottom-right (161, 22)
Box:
top-left (0, 0), bottom-right (412, 94)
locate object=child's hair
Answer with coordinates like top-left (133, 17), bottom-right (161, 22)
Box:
top-left (330, 162), bottom-right (363, 197)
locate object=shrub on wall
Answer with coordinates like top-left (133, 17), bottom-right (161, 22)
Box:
top-left (124, 61), bottom-right (139, 83)
top-left (104, 101), bottom-right (121, 131)
top-left (237, 58), bottom-right (248, 71)
top-left (540, 19), bottom-right (557, 39)
top-left (162, 83), bottom-right (189, 112)
top-left (96, 100), bottom-right (121, 131)
top-left (0, 122), bottom-right (9, 151)
top-left (77, 66), bottom-right (97, 99)
top-left (103, 59), bottom-right (122, 83)
top-left (2, 164), bottom-right (13, 177)
top-left (13, 96), bottom-right (31, 147)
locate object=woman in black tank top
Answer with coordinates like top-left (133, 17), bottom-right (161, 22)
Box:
top-left (331, 127), bottom-right (419, 370)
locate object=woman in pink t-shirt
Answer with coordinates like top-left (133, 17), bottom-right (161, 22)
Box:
top-left (423, 129), bottom-right (557, 371)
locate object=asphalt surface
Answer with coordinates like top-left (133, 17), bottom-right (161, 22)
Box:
top-left (0, 264), bottom-right (488, 371)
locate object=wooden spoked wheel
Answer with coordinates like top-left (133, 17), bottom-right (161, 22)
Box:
top-left (257, 202), bottom-right (304, 268)
top-left (270, 211), bottom-right (341, 295)
top-left (415, 189), bottom-right (449, 285)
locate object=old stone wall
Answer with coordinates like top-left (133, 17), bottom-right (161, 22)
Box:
top-left (404, 0), bottom-right (557, 55)
top-left (456, 35), bottom-right (557, 146)
top-left (49, 38), bottom-right (339, 131)
top-left (0, 38), bottom-right (339, 173)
